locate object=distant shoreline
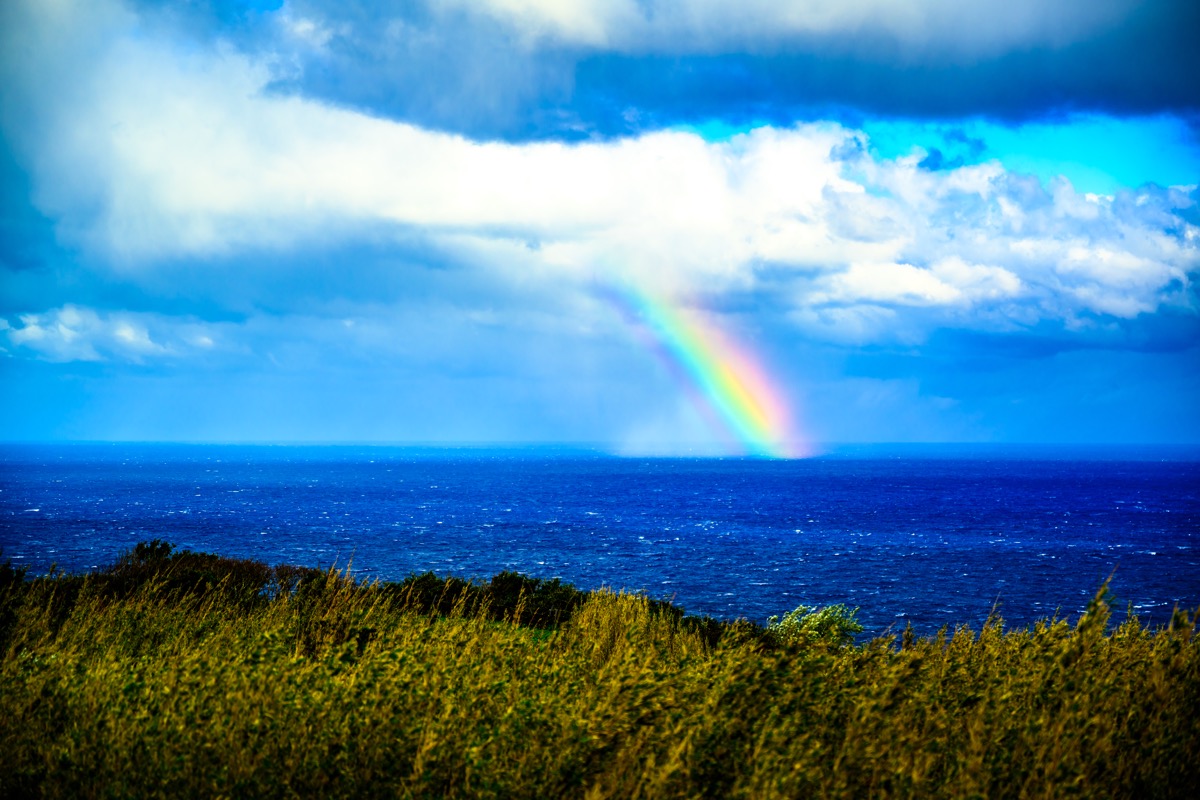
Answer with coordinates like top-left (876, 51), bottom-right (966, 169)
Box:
top-left (6, 440), bottom-right (1200, 459)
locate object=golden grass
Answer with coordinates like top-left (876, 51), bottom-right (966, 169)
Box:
top-left (0, 546), bottom-right (1197, 798)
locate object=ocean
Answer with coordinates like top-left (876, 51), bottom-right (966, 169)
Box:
top-left (2, 443), bottom-right (1197, 636)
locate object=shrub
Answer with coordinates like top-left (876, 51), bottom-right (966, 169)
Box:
top-left (488, 571), bottom-right (587, 626)
top-left (766, 602), bottom-right (864, 648)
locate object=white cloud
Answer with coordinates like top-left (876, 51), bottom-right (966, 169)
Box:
top-left (2, 0), bottom-right (1196, 351)
top-left (448, 0), bottom-right (639, 48)
top-left (1, 306), bottom-right (220, 363)
top-left (931, 257), bottom-right (1024, 301)
top-left (446, 0), bottom-right (1137, 58)
top-left (818, 262), bottom-right (965, 306)
top-left (282, 11), bottom-right (337, 52)
top-left (7, 307), bottom-right (100, 362)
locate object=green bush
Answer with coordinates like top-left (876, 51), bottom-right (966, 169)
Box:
top-left (766, 602), bottom-right (864, 648)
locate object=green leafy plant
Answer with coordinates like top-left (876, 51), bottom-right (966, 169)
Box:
top-left (766, 602), bottom-right (864, 648)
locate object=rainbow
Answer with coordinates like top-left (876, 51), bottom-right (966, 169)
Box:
top-left (605, 285), bottom-right (804, 458)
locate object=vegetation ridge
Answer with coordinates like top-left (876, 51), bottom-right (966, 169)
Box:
top-left (1, 542), bottom-right (1197, 798)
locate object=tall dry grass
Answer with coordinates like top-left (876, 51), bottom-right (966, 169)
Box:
top-left (0, 544), bottom-right (1196, 798)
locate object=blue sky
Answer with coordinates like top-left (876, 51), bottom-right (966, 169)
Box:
top-left (1, 0), bottom-right (1198, 450)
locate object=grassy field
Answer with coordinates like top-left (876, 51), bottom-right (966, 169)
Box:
top-left (1, 542), bottom-right (1197, 798)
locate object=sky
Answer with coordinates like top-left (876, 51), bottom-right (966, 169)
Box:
top-left (1, 0), bottom-right (1198, 453)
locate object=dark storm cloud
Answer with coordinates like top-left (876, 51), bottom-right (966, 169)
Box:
top-left (97, 0), bottom-right (1200, 141)
top-left (185, 0), bottom-right (1200, 141)
top-left (564, 9), bottom-right (1200, 138)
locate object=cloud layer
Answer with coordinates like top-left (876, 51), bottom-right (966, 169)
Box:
top-left (453, 0), bottom-right (1136, 55)
top-left (273, 0), bottom-right (1200, 138)
top-left (1, 0), bottom-right (1198, 446)
top-left (4, 17), bottom-right (1192, 337)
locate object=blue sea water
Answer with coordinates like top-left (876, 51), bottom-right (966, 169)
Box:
top-left (2, 443), bottom-right (1198, 636)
